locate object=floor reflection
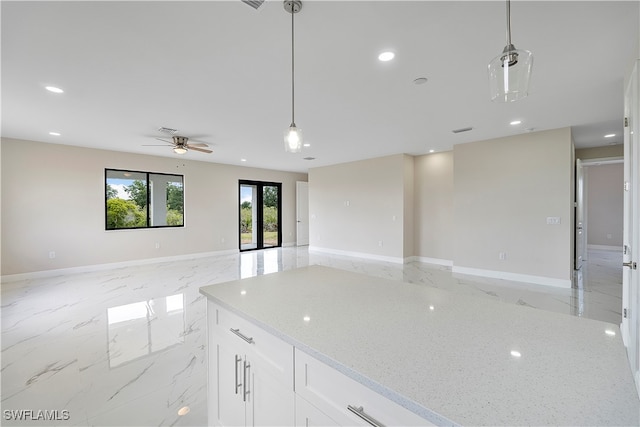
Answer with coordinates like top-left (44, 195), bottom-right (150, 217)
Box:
top-left (107, 293), bottom-right (185, 368)
top-left (240, 248), bottom-right (283, 279)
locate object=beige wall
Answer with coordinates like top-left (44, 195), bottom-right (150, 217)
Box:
top-left (453, 128), bottom-right (574, 285)
top-left (1, 138), bottom-right (307, 276)
top-left (585, 163), bottom-right (624, 247)
top-left (413, 151), bottom-right (454, 262)
top-left (403, 155), bottom-right (415, 258)
top-left (308, 154), bottom-right (412, 261)
top-left (576, 144), bottom-right (623, 160)
top-left (307, 128), bottom-right (573, 285)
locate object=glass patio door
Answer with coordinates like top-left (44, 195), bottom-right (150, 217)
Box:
top-left (239, 180), bottom-right (281, 251)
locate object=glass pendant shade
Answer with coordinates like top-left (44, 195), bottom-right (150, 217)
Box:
top-left (284, 125), bottom-right (303, 153)
top-left (488, 45), bottom-right (533, 102)
top-left (173, 147), bottom-right (187, 154)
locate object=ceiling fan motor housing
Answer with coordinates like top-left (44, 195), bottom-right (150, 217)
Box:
top-left (173, 136), bottom-right (188, 146)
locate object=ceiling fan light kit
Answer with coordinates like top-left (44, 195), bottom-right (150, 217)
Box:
top-left (284, 0), bottom-right (303, 153)
top-left (488, 0), bottom-right (533, 102)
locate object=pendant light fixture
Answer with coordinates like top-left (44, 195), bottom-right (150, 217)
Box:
top-left (284, 0), bottom-right (303, 153)
top-left (488, 0), bottom-right (533, 102)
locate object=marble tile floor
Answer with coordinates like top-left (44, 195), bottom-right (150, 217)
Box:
top-left (0, 247), bottom-right (624, 426)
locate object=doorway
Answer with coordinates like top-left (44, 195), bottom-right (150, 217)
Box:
top-left (239, 180), bottom-right (282, 251)
top-left (296, 181), bottom-right (309, 246)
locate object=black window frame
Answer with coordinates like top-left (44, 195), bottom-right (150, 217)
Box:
top-left (105, 168), bottom-right (185, 231)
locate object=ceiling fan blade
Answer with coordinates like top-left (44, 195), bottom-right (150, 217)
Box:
top-left (188, 146), bottom-right (213, 154)
top-left (188, 143), bottom-right (209, 147)
top-left (155, 137), bottom-right (174, 144)
top-left (142, 144), bottom-right (172, 146)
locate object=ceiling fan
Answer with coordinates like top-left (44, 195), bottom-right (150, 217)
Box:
top-left (145, 134), bottom-right (213, 155)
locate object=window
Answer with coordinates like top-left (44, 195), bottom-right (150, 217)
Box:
top-left (105, 169), bottom-right (184, 230)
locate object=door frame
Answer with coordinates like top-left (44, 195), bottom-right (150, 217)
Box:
top-left (239, 180), bottom-right (282, 252)
top-left (622, 59), bottom-right (640, 397)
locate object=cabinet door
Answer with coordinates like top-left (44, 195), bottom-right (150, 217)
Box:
top-left (295, 395), bottom-right (340, 427)
top-left (248, 357), bottom-right (295, 426)
top-left (217, 342), bottom-right (247, 427)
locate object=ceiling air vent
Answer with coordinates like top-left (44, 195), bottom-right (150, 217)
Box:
top-left (158, 127), bottom-right (178, 135)
top-left (241, 0), bottom-right (265, 10)
top-left (452, 127), bottom-right (473, 134)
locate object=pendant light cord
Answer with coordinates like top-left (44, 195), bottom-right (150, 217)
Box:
top-left (505, 0), bottom-right (512, 46)
top-left (291, 7), bottom-right (296, 126)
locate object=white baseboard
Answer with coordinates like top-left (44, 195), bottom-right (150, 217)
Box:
top-left (451, 266), bottom-right (572, 289)
top-left (308, 246), bottom-right (405, 264)
top-left (0, 249), bottom-right (239, 284)
top-left (408, 256), bottom-right (453, 267)
top-left (587, 244), bottom-right (622, 252)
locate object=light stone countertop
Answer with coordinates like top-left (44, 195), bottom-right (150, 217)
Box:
top-left (199, 265), bottom-right (640, 426)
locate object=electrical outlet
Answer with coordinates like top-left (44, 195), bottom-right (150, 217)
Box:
top-left (155, 242), bottom-right (160, 249)
top-left (378, 240), bottom-right (384, 247)
top-left (499, 252), bottom-right (507, 261)
top-left (48, 251), bottom-right (56, 259)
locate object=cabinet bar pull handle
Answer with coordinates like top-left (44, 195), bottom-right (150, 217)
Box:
top-left (347, 405), bottom-right (386, 427)
top-left (234, 355), bottom-right (242, 394)
top-left (230, 328), bottom-right (255, 344)
top-left (243, 360), bottom-right (251, 402)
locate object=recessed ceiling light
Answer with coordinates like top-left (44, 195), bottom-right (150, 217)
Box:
top-left (605, 329), bottom-right (616, 336)
top-left (429, 149), bottom-right (435, 153)
top-left (413, 77), bottom-right (428, 85)
top-left (45, 86), bottom-right (64, 94)
top-left (604, 133), bottom-right (616, 138)
top-left (241, 158), bottom-right (247, 162)
top-left (49, 132), bottom-right (61, 136)
top-left (378, 51), bottom-right (395, 62)
top-left (177, 406), bottom-right (190, 416)
top-left (510, 120), bottom-right (522, 125)
top-left (510, 350), bottom-right (522, 358)
top-left (303, 143), bottom-right (311, 147)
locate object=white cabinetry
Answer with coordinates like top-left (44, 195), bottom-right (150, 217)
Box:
top-left (207, 300), bottom-right (294, 427)
top-left (294, 349), bottom-right (433, 427)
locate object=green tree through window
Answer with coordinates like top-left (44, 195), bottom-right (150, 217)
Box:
top-left (105, 169), bottom-right (184, 230)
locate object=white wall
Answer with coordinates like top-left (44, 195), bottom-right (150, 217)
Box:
top-left (413, 151), bottom-right (454, 263)
top-left (0, 138), bottom-right (307, 276)
top-left (585, 163), bottom-right (624, 247)
top-left (452, 128), bottom-right (574, 286)
top-left (308, 154), bottom-right (412, 262)
top-left (307, 128), bottom-right (574, 287)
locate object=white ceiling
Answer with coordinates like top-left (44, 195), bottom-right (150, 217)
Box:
top-left (2, 1), bottom-right (638, 173)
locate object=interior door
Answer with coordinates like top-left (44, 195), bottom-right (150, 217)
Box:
top-left (575, 158), bottom-right (585, 270)
top-left (623, 60), bottom-right (640, 396)
top-left (296, 181), bottom-right (309, 246)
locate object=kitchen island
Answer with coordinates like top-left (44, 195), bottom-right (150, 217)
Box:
top-left (200, 265), bottom-right (639, 426)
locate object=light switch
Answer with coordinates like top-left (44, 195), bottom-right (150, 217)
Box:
top-left (546, 217), bottom-right (561, 225)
